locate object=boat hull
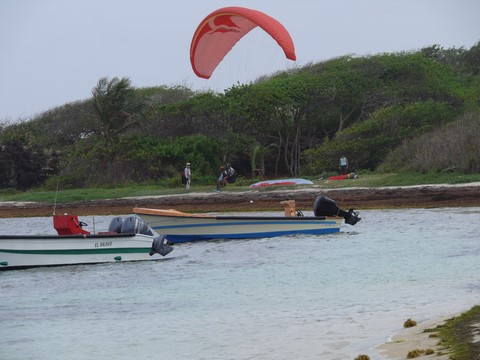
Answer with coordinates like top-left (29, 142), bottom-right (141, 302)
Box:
top-left (0, 233), bottom-right (158, 270)
top-left (133, 209), bottom-right (343, 243)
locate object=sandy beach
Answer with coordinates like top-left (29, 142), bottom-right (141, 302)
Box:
top-left (377, 316), bottom-right (453, 359)
top-left (379, 309), bottom-right (480, 359)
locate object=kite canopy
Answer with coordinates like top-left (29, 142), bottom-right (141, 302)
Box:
top-left (190, 6), bottom-right (296, 79)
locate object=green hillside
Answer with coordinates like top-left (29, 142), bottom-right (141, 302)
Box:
top-left (1, 43), bottom-right (479, 190)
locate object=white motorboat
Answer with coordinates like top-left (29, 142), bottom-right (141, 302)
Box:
top-left (0, 214), bottom-right (173, 270)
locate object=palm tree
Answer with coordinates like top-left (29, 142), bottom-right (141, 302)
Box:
top-left (91, 77), bottom-right (143, 145)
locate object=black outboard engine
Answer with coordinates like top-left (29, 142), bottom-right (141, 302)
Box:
top-left (124, 216), bottom-right (173, 257)
top-left (149, 235), bottom-right (174, 257)
top-left (313, 196), bottom-right (361, 226)
top-left (109, 216), bottom-right (173, 256)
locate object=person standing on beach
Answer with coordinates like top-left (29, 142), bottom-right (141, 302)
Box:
top-left (226, 163), bottom-right (236, 184)
top-left (183, 162), bottom-right (191, 189)
top-left (339, 156), bottom-right (348, 175)
top-left (215, 165), bottom-right (228, 192)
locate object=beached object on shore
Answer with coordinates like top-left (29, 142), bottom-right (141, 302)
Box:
top-left (354, 355), bottom-right (370, 360)
top-left (327, 172), bottom-right (358, 180)
top-left (406, 348), bottom-right (434, 358)
top-left (249, 178), bottom-right (313, 188)
top-left (404, 318), bottom-right (418, 328)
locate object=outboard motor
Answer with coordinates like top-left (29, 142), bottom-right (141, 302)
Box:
top-left (119, 216), bottom-right (136, 233)
top-left (119, 216), bottom-right (154, 236)
top-left (149, 235), bottom-right (174, 257)
top-left (108, 216), bottom-right (124, 233)
top-left (118, 216), bottom-right (173, 256)
top-left (313, 195), bottom-right (361, 226)
top-left (108, 216), bottom-right (172, 256)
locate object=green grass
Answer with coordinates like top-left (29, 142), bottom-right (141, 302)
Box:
top-left (1, 172), bottom-right (479, 204)
top-left (0, 186), bottom-right (184, 203)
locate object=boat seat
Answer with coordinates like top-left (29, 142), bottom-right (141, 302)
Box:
top-left (280, 200), bottom-right (296, 217)
top-left (54, 214), bottom-right (91, 235)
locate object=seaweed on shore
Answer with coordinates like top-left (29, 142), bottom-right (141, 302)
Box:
top-left (436, 305), bottom-right (480, 360)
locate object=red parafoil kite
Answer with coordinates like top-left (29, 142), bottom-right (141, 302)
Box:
top-left (190, 6), bottom-right (296, 79)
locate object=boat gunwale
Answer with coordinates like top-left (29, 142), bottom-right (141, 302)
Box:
top-left (0, 233), bottom-right (139, 240)
top-left (133, 207), bottom-right (338, 222)
top-left (214, 215), bottom-right (331, 221)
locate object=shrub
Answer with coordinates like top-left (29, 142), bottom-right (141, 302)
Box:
top-left (379, 111), bottom-right (480, 173)
top-left (303, 101), bottom-right (459, 173)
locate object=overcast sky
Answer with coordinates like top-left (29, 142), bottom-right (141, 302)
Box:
top-left (1, 0), bottom-right (478, 122)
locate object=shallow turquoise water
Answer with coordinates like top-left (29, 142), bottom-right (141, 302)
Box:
top-left (1, 208), bottom-right (479, 359)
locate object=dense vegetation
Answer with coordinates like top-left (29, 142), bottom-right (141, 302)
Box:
top-left (1, 42), bottom-right (479, 190)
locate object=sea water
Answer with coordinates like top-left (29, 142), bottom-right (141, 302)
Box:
top-left (0, 207), bottom-right (479, 360)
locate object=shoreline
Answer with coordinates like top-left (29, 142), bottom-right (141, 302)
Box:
top-left (377, 316), bottom-right (453, 359)
top-left (1, 183), bottom-right (480, 218)
top-left (378, 304), bottom-right (480, 360)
